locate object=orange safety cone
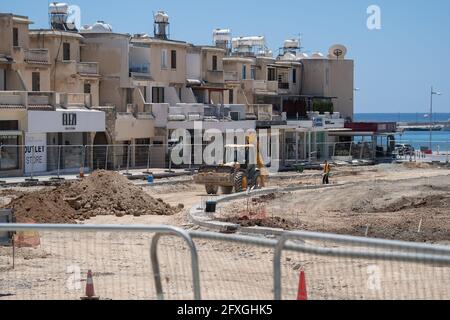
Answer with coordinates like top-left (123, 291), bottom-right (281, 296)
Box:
top-left (79, 166), bottom-right (85, 179)
top-left (81, 270), bottom-right (99, 300)
top-left (297, 267), bottom-right (308, 301)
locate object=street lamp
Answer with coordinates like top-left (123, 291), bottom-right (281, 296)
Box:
top-left (429, 86), bottom-right (442, 151)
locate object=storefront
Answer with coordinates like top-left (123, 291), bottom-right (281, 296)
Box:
top-left (0, 119), bottom-right (24, 176)
top-left (26, 109), bottom-right (105, 174)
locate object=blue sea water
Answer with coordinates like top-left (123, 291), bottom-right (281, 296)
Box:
top-left (354, 113), bottom-right (450, 151)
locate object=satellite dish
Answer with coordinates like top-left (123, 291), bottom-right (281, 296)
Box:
top-left (328, 44), bottom-right (347, 59)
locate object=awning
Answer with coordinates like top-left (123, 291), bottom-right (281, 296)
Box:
top-left (0, 104), bottom-right (26, 109)
top-left (0, 131), bottom-right (23, 136)
top-left (187, 79), bottom-right (202, 86)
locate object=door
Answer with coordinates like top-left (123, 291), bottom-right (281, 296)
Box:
top-left (0, 69), bottom-right (5, 90)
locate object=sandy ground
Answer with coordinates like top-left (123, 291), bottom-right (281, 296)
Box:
top-left (2, 163), bottom-right (450, 300)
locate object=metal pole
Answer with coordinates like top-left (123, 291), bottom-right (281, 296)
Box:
top-left (430, 86), bottom-right (433, 152)
top-left (105, 145), bottom-right (109, 171)
top-left (57, 145), bottom-right (61, 179)
top-left (446, 141), bottom-right (449, 164)
top-left (30, 147), bottom-right (35, 181)
top-left (125, 144), bottom-right (131, 176)
top-left (146, 144), bottom-right (152, 173)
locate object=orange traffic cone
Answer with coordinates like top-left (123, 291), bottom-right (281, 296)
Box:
top-left (297, 267), bottom-right (308, 301)
top-left (81, 270), bottom-right (99, 300)
top-left (79, 167), bottom-right (85, 179)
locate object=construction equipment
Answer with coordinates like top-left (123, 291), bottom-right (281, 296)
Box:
top-left (194, 133), bottom-right (268, 195)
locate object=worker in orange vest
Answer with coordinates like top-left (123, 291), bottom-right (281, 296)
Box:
top-left (322, 160), bottom-right (331, 185)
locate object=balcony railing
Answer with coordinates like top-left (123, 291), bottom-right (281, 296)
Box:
top-left (24, 49), bottom-right (50, 64)
top-left (205, 70), bottom-right (224, 84)
top-left (129, 63), bottom-right (150, 75)
top-left (278, 82), bottom-right (290, 90)
top-left (224, 71), bottom-right (238, 82)
top-left (77, 62), bottom-right (99, 75)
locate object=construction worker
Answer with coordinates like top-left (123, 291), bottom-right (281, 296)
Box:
top-left (322, 160), bottom-right (331, 185)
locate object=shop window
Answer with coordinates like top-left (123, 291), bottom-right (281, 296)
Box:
top-left (171, 50), bottom-right (177, 69)
top-left (13, 28), bottom-right (19, 47)
top-left (32, 72), bottom-right (40, 91)
top-left (63, 43), bottom-right (71, 61)
top-left (0, 135), bottom-right (20, 171)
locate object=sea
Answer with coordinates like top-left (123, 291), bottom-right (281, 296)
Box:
top-left (354, 113), bottom-right (450, 151)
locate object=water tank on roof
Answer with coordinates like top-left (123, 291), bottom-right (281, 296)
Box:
top-left (296, 52), bottom-right (309, 59)
top-left (49, 2), bottom-right (69, 14)
top-left (213, 29), bottom-right (232, 42)
top-left (81, 21), bottom-right (113, 33)
top-left (284, 39), bottom-right (300, 49)
top-left (154, 11), bottom-right (169, 23)
top-left (311, 51), bottom-right (325, 59)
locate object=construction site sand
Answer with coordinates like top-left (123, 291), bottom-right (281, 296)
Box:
top-left (2, 164), bottom-right (450, 300)
top-left (1, 171), bottom-right (179, 223)
top-left (220, 165), bottom-right (450, 243)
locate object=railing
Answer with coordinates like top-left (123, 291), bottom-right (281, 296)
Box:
top-left (77, 62), bottom-right (99, 75)
top-left (278, 82), bottom-right (290, 90)
top-left (1, 223), bottom-right (450, 300)
top-left (224, 71), bottom-right (238, 82)
top-left (205, 70), bottom-right (224, 84)
top-left (24, 49), bottom-right (50, 64)
top-left (129, 63), bottom-right (150, 75)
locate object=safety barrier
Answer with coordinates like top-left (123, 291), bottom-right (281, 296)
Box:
top-left (1, 224), bottom-right (450, 300)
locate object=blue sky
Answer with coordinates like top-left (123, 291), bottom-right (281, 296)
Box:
top-left (2, 0), bottom-right (449, 114)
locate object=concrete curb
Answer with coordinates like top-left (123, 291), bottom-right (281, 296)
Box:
top-left (188, 182), bottom-right (353, 236)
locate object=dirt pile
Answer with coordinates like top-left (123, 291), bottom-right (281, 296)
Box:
top-left (4, 171), bottom-right (179, 223)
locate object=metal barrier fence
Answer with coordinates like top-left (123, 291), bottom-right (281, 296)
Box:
top-left (0, 224), bottom-right (200, 300)
top-left (2, 224), bottom-right (450, 300)
top-left (1, 140), bottom-right (449, 179)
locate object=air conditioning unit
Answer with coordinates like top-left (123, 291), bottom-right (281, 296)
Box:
top-left (230, 111), bottom-right (240, 121)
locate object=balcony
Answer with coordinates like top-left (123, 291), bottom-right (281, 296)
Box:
top-left (59, 93), bottom-right (91, 108)
top-left (77, 62), bottom-right (99, 76)
top-left (129, 63), bottom-right (151, 77)
top-left (246, 104), bottom-right (274, 121)
top-left (205, 70), bottom-right (224, 84)
top-left (278, 82), bottom-right (290, 90)
top-left (224, 71), bottom-right (238, 82)
top-left (24, 49), bottom-right (50, 64)
top-left (243, 80), bottom-right (279, 94)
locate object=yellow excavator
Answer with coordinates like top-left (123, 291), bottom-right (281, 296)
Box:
top-left (194, 133), bottom-right (268, 195)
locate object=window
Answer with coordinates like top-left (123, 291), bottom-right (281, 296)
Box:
top-left (152, 87), bottom-right (165, 103)
top-left (84, 83), bottom-right (91, 94)
top-left (0, 120), bottom-right (19, 131)
top-left (212, 55), bottom-right (218, 71)
top-left (0, 69), bottom-right (6, 91)
top-left (242, 65), bottom-right (247, 80)
top-left (292, 68), bottom-right (297, 84)
top-left (63, 43), bottom-right (71, 61)
top-left (32, 72), bottom-right (40, 91)
top-left (126, 88), bottom-right (133, 104)
top-left (171, 50), bottom-right (177, 69)
top-left (161, 49), bottom-right (167, 69)
top-left (13, 28), bottom-right (19, 47)
top-left (0, 135), bottom-right (20, 170)
top-left (251, 67), bottom-right (256, 80)
top-left (229, 89), bottom-right (234, 104)
top-left (268, 67), bottom-right (276, 81)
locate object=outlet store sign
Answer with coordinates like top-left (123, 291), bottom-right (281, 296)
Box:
top-left (27, 109), bottom-right (105, 133)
